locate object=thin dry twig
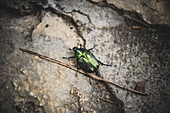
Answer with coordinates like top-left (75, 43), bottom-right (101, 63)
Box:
top-left (99, 98), bottom-right (115, 104)
top-left (132, 26), bottom-right (141, 29)
top-left (19, 48), bottom-right (148, 95)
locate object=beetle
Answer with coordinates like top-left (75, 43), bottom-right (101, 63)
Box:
top-left (63, 45), bottom-right (111, 76)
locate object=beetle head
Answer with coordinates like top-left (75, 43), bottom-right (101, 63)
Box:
top-left (73, 47), bottom-right (78, 52)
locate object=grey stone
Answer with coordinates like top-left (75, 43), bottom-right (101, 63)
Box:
top-left (0, 0), bottom-right (170, 113)
top-left (91, 0), bottom-right (170, 25)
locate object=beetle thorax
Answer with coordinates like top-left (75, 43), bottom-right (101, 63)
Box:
top-left (75, 50), bottom-right (87, 58)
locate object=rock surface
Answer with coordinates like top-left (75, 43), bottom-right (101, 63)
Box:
top-left (0, 0), bottom-right (170, 113)
top-left (91, 0), bottom-right (170, 25)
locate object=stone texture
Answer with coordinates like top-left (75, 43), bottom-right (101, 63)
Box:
top-left (91, 0), bottom-right (170, 25)
top-left (0, 0), bottom-right (47, 15)
top-left (0, 0), bottom-right (170, 113)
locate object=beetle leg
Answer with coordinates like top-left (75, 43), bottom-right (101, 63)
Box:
top-left (88, 45), bottom-right (97, 51)
top-left (62, 56), bottom-right (75, 59)
top-left (80, 44), bottom-right (82, 48)
top-left (89, 77), bottom-right (92, 84)
top-left (75, 66), bottom-right (78, 77)
top-left (85, 73), bottom-right (92, 84)
top-left (98, 60), bottom-right (112, 66)
top-left (75, 60), bottom-right (79, 77)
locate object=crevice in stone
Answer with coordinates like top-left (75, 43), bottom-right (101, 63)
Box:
top-left (101, 81), bottom-right (125, 113)
top-left (88, 0), bottom-right (170, 36)
top-left (88, 0), bottom-right (151, 27)
top-left (42, 7), bottom-right (87, 48)
top-left (71, 9), bottom-right (93, 25)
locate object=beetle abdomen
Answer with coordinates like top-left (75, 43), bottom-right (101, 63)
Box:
top-left (86, 52), bottom-right (99, 69)
top-left (78, 57), bottom-right (97, 73)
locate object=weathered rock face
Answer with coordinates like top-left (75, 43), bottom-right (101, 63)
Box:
top-left (91, 0), bottom-right (170, 25)
top-left (0, 0), bottom-right (170, 113)
top-left (0, 0), bottom-right (47, 15)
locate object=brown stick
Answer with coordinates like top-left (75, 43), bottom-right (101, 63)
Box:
top-left (19, 48), bottom-right (148, 95)
top-left (99, 98), bottom-right (115, 104)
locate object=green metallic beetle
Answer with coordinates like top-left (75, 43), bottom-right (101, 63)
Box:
top-left (63, 45), bottom-right (111, 76)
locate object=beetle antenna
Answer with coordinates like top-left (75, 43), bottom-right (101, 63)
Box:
top-left (88, 45), bottom-right (97, 51)
top-left (80, 44), bottom-right (82, 48)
